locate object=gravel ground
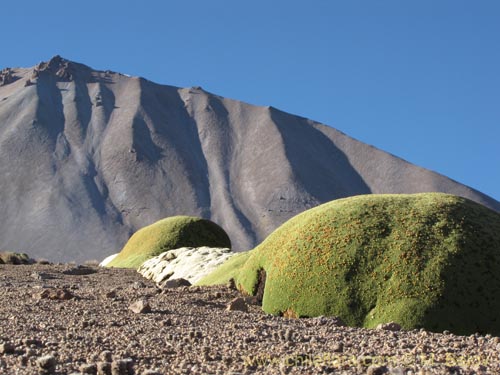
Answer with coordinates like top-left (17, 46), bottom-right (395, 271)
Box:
top-left (0, 264), bottom-right (499, 375)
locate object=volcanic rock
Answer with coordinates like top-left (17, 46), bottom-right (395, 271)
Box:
top-left (226, 297), bottom-right (248, 313)
top-left (0, 342), bottom-right (15, 354)
top-left (128, 299), bottom-right (151, 314)
top-left (80, 363), bottom-right (98, 374)
top-left (36, 355), bottom-right (56, 373)
top-left (160, 278), bottom-right (192, 289)
top-left (37, 288), bottom-right (75, 300)
top-left (138, 247), bottom-right (234, 284)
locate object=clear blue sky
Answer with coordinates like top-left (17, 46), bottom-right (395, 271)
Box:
top-left (2, 1), bottom-right (499, 201)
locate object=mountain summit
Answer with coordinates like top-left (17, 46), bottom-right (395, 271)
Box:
top-left (0, 56), bottom-right (498, 262)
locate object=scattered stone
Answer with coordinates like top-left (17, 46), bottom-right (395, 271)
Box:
top-left (37, 288), bottom-right (75, 300)
top-left (97, 361), bottom-right (112, 375)
top-left (243, 296), bottom-right (260, 305)
top-left (105, 290), bottom-right (117, 298)
top-left (161, 318), bottom-right (172, 327)
top-left (80, 363), bottom-right (98, 374)
top-left (22, 338), bottom-right (43, 347)
top-left (160, 278), bottom-right (191, 289)
top-left (111, 359), bottom-right (127, 375)
top-left (131, 281), bottom-right (145, 289)
top-left (63, 265), bottom-right (97, 275)
top-left (123, 358), bottom-right (134, 374)
top-left (376, 322), bottom-right (401, 331)
top-left (366, 365), bottom-right (389, 375)
top-left (18, 355), bottom-right (28, 366)
top-left (36, 355), bottom-right (56, 373)
top-left (329, 316), bottom-right (345, 326)
top-left (31, 272), bottom-right (43, 280)
top-left (332, 342), bottom-right (344, 352)
top-left (473, 364), bottom-right (488, 373)
top-left (128, 299), bottom-right (151, 314)
top-left (99, 351), bottom-right (113, 363)
top-left (311, 315), bottom-right (345, 327)
top-left (31, 272), bottom-right (53, 280)
top-left (0, 342), bottom-right (15, 354)
top-left (283, 329), bottom-right (294, 341)
top-left (226, 297), bottom-right (248, 313)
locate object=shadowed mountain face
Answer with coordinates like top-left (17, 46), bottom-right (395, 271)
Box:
top-left (0, 56), bottom-right (498, 262)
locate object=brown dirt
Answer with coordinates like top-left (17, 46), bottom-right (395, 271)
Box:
top-left (0, 264), bottom-right (499, 374)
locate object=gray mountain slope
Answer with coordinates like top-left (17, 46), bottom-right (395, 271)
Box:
top-left (0, 56), bottom-right (498, 262)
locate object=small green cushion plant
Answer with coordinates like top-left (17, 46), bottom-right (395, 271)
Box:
top-left (107, 216), bottom-right (231, 269)
top-left (0, 252), bottom-right (33, 264)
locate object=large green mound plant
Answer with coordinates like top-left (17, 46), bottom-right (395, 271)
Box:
top-left (199, 193), bottom-right (500, 335)
top-left (107, 216), bottom-right (231, 269)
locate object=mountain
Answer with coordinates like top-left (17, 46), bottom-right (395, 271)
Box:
top-left (0, 56), bottom-right (498, 262)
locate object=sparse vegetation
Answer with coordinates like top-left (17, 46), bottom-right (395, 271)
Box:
top-left (200, 193), bottom-right (500, 335)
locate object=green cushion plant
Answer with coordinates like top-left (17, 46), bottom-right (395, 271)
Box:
top-left (0, 252), bottom-right (33, 264)
top-left (199, 193), bottom-right (500, 335)
top-left (107, 216), bottom-right (231, 269)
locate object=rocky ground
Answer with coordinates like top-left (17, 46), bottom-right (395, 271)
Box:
top-left (0, 264), bottom-right (499, 375)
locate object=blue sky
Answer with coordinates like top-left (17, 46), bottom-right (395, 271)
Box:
top-left (2, 1), bottom-right (499, 201)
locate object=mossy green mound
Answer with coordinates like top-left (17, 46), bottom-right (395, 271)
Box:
top-left (0, 252), bottom-right (33, 264)
top-left (199, 193), bottom-right (500, 335)
top-left (107, 216), bottom-right (231, 269)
